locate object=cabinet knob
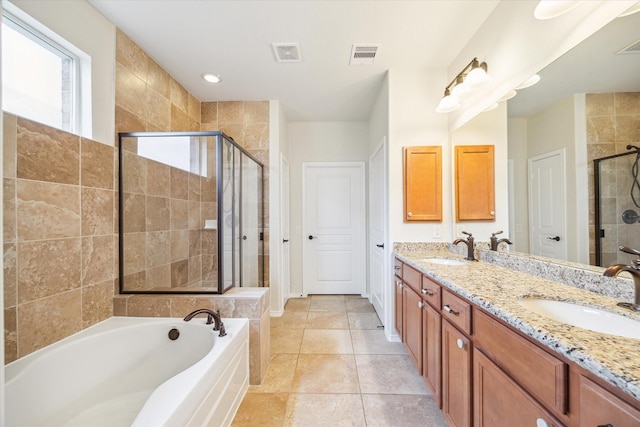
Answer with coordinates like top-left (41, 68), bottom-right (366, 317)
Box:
top-left (397, 282), bottom-right (403, 289)
top-left (596, 425), bottom-right (614, 427)
top-left (443, 305), bottom-right (460, 316)
top-left (536, 419), bottom-right (551, 427)
top-left (490, 211), bottom-right (495, 216)
top-left (394, 265), bottom-right (401, 270)
top-left (418, 301), bottom-right (425, 308)
top-left (407, 212), bottom-right (413, 217)
top-left (456, 338), bottom-right (466, 350)
top-left (421, 289), bottom-right (434, 296)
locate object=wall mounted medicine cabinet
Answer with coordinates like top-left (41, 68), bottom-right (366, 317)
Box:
top-left (403, 146), bottom-right (442, 222)
top-left (455, 145), bottom-right (495, 222)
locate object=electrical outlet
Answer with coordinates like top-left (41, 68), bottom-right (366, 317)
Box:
top-left (433, 224), bottom-right (441, 238)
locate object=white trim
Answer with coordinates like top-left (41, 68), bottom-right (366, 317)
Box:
top-left (279, 153), bottom-right (291, 309)
top-left (574, 94), bottom-right (589, 264)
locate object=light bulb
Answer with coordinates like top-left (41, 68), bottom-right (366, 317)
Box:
top-left (436, 93), bottom-right (460, 114)
top-left (465, 66), bottom-right (491, 89)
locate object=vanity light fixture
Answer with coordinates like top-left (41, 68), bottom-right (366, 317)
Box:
top-left (515, 74), bottom-right (541, 90)
top-left (201, 73), bottom-right (222, 84)
top-left (534, 0), bottom-right (583, 20)
top-left (498, 90), bottom-right (517, 102)
top-left (436, 57), bottom-right (490, 113)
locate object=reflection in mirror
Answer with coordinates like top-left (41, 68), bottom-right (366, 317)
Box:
top-left (506, 11), bottom-right (640, 266)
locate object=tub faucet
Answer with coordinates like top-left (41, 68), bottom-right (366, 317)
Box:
top-left (183, 308), bottom-right (227, 337)
top-left (603, 246), bottom-right (640, 311)
top-left (453, 231), bottom-right (477, 261)
top-left (490, 230), bottom-right (513, 251)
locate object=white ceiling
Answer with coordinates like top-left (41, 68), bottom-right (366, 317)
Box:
top-left (88, 0), bottom-right (500, 122)
top-left (508, 10), bottom-right (640, 118)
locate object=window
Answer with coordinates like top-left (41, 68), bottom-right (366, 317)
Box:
top-left (1, 3), bottom-right (91, 136)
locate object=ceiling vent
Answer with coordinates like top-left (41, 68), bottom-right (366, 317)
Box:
top-left (349, 44), bottom-right (380, 66)
top-left (617, 37), bottom-right (640, 55)
top-left (272, 43), bottom-right (301, 62)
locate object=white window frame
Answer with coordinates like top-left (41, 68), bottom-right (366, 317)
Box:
top-left (1, 1), bottom-right (91, 137)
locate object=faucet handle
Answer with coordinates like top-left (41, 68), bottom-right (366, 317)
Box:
top-left (461, 231), bottom-right (473, 237)
top-left (491, 230), bottom-right (503, 237)
top-left (619, 246), bottom-right (640, 257)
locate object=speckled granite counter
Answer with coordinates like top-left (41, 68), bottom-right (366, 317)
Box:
top-left (393, 243), bottom-right (640, 402)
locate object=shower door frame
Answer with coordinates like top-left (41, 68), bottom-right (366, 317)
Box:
top-left (593, 149), bottom-right (636, 266)
top-left (118, 131), bottom-right (265, 294)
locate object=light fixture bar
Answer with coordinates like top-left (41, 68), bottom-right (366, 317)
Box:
top-left (436, 57), bottom-right (491, 113)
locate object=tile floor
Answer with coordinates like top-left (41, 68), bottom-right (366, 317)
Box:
top-left (230, 295), bottom-right (448, 426)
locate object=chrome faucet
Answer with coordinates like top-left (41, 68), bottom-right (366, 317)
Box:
top-left (453, 231), bottom-right (477, 261)
top-left (603, 246), bottom-right (640, 311)
top-left (490, 230), bottom-right (513, 251)
top-left (183, 308), bottom-right (227, 336)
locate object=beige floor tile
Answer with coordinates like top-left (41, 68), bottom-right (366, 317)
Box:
top-left (362, 394), bottom-right (448, 427)
top-left (284, 393), bottom-right (366, 427)
top-left (311, 295), bottom-right (345, 301)
top-left (300, 329), bottom-right (354, 354)
top-left (346, 298), bottom-right (376, 312)
top-left (248, 353), bottom-right (299, 393)
top-left (284, 298), bottom-right (311, 312)
top-left (309, 297), bottom-right (346, 312)
top-left (271, 310), bottom-right (308, 329)
top-left (271, 327), bottom-right (304, 354)
top-left (230, 392), bottom-right (289, 427)
top-left (305, 311), bottom-right (349, 329)
top-left (291, 354), bottom-right (360, 393)
top-left (356, 354), bottom-right (429, 395)
top-left (351, 329), bottom-right (407, 355)
top-left (348, 312), bottom-right (383, 329)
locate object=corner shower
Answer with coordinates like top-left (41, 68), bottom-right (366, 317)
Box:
top-left (118, 131), bottom-right (264, 294)
top-left (594, 145), bottom-right (640, 266)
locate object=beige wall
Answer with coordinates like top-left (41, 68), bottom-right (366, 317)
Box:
top-left (3, 113), bottom-right (117, 363)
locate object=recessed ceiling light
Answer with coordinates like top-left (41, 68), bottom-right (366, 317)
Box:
top-left (201, 73), bottom-right (222, 84)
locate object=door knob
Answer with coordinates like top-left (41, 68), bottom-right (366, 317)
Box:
top-left (308, 235), bottom-right (316, 240)
top-left (376, 243), bottom-right (384, 248)
top-left (242, 235), bottom-right (247, 240)
top-left (547, 236), bottom-right (561, 242)
top-left (283, 239), bottom-right (289, 243)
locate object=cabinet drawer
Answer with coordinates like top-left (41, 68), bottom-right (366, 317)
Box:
top-left (579, 376), bottom-right (640, 426)
top-left (474, 310), bottom-right (567, 415)
top-left (441, 289), bottom-right (472, 335)
top-left (394, 258), bottom-right (403, 278)
top-left (421, 275), bottom-right (441, 309)
top-left (403, 263), bottom-right (422, 294)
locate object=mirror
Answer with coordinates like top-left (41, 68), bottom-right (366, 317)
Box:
top-left (505, 11), bottom-right (640, 266)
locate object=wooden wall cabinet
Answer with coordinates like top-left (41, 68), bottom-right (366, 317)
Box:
top-left (455, 145), bottom-right (495, 221)
top-left (403, 146), bottom-right (442, 222)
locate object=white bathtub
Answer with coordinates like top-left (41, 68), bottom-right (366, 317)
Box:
top-left (5, 316), bottom-right (249, 427)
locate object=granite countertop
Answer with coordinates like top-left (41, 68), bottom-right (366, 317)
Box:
top-left (393, 246), bottom-right (640, 402)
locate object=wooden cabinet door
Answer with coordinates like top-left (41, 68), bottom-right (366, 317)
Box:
top-left (455, 145), bottom-right (495, 221)
top-left (395, 279), bottom-right (403, 337)
top-left (403, 285), bottom-right (423, 373)
top-left (579, 376), bottom-right (640, 426)
top-left (442, 319), bottom-right (472, 427)
top-left (403, 146), bottom-right (442, 222)
top-left (474, 349), bottom-right (564, 427)
top-left (423, 302), bottom-right (442, 407)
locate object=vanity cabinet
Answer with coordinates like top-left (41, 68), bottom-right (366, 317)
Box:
top-left (403, 146), bottom-right (442, 222)
top-left (579, 376), bottom-right (640, 426)
top-left (421, 275), bottom-right (442, 406)
top-left (454, 145), bottom-right (495, 221)
top-left (403, 285), bottom-right (423, 372)
top-left (442, 319), bottom-right (472, 427)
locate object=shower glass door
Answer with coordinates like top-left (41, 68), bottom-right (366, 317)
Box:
top-left (241, 153), bottom-right (264, 286)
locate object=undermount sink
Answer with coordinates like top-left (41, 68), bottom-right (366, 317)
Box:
top-left (421, 258), bottom-right (466, 266)
top-left (518, 298), bottom-right (640, 339)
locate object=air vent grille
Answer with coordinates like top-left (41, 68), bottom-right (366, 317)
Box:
top-left (272, 43), bottom-right (301, 62)
top-left (350, 44), bottom-right (380, 66)
top-left (617, 38), bottom-right (640, 55)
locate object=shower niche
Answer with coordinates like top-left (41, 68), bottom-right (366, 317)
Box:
top-left (119, 131), bottom-right (264, 294)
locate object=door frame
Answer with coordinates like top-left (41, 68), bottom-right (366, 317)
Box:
top-left (301, 162), bottom-right (366, 296)
top-left (280, 154), bottom-right (291, 303)
top-left (528, 149), bottom-right (567, 260)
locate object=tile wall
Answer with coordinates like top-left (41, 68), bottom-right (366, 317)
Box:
top-left (587, 92), bottom-right (640, 265)
top-left (3, 113), bottom-right (117, 363)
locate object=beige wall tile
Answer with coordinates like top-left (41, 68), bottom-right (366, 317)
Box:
top-left (18, 289), bottom-right (82, 357)
top-left (188, 255), bottom-right (202, 284)
top-left (115, 105), bottom-right (146, 140)
top-left (615, 115), bottom-right (640, 142)
top-left (146, 196), bottom-right (171, 231)
top-left (18, 239), bottom-right (81, 304)
top-left (219, 101), bottom-right (244, 123)
top-left (4, 306), bottom-right (18, 363)
top-left (169, 296), bottom-right (216, 316)
top-left (188, 200), bottom-right (202, 230)
top-left (170, 78), bottom-right (189, 113)
top-left (147, 264), bottom-right (171, 289)
top-left (244, 101), bottom-right (269, 123)
top-left (188, 93), bottom-right (201, 121)
top-left (122, 151), bottom-right (147, 194)
top-left (122, 193), bottom-right (146, 233)
top-left (146, 231), bottom-right (171, 268)
top-left (116, 29), bottom-right (149, 82)
top-left (4, 244), bottom-right (17, 309)
top-left (189, 230), bottom-right (202, 257)
top-left (82, 235), bottom-right (115, 286)
top-left (171, 229), bottom-right (189, 261)
top-left (124, 271), bottom-right (147, 290)
top-left (81, 138), bottom-right (114, 190)
top-left (146, 160), bottom-right (171, 197)
top-left (615, 92), bottom-right (640, 115)
top-left (171, 259), bottom-right (189, 287)
top-left (147, 89), bottom-right (171, 131)
top-left (219, 123), bottom-right (244, 145)
top-left (17, 180), bottom-right (81, 241)
top-left (17, 118), bottom-right (80, 185)
top-left (146, 59), bottom-right (171, 99)
top-left (244, 123), bottom-right (270, 150)
top-left (171, 168), bottom-right (189, 199)
top-left (81, 188), bottom-right (114, 236)
top-left (116, 63), bottom-right (148, 120)
top-left (82, 280), bottom-right (114, 328)
top-left (171, 104), bottom-right (199, 131)
top-left (3, 112), bottom-right (17, 178)
top-left (4, 178), bottom-right (16, 243)
top-left (586, 93), bottom-right (614, 116)
top-left (126, 296), bottom-right (171, 317)
top-left (113, 295), bottom-right (128, 316)
top-left (123, 231), bottom-right (146, 276)
top-left (171, 199), bottom-right (189, 229)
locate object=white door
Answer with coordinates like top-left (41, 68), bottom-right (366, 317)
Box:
top-left (280, 155), bottom-right (291, 301)
top-left (303, 163), bottom-right (365, 295)
top-left (369, 141), bottom-right (387, 318)
top-left (529, 150), bottom-right (567, 260)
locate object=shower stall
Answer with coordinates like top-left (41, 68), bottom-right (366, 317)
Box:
top-left (594, 146), bottom-right (640, 266)
top-left (119, 131), bottom-right (264, 294)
